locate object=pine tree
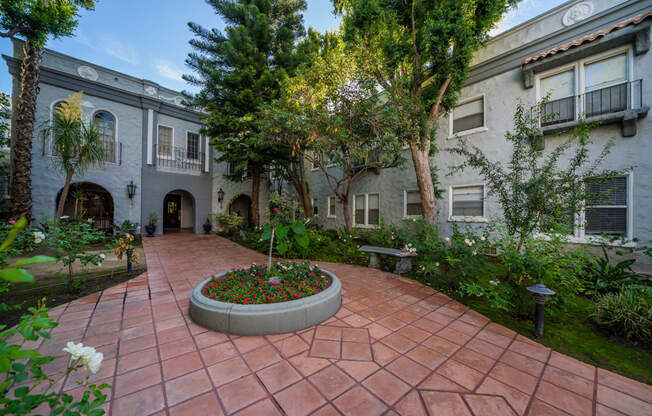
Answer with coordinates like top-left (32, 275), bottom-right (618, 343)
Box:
top-left (185, 0), bottom-right (308, 226)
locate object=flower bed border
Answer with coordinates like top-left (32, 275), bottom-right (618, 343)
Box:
top-left (189, 269), bottom-right (342, 335)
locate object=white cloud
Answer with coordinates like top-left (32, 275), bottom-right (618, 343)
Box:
top-left (155, 60), bottom-right (185, 82)
top-left (102, 37), bottom-right (139, 65)
top-left (73, 31), bottom-right (95, 50)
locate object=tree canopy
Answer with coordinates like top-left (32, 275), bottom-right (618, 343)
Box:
top-left (334, 0), bottom-right (519, 223)
top-left (185, 0), bottom-right (313, 225)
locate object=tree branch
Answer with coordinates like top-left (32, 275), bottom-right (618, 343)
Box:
top-left (0, 27), bottom-right (19, 39)
top-left (427, 74), bottom-right (453, 126)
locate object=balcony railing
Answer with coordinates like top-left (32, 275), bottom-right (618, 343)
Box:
top-left (541, 79), bottom-right (643, 127)
top-left (155, 144), bottom-right (205, 171)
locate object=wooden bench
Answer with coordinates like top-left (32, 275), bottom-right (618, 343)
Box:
top-left (358, 245), bottom-right (416, 275)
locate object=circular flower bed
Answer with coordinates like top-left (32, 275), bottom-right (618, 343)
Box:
top-left (189, 263), bottom-right (341, 335)
top-left (203, 261), bottom-right (328, 305)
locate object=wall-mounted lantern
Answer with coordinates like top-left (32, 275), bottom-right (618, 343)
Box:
top-left (527, 283), bottom-right (555, 338)
top-left (217, 187), bottom-right (225, 208)
top-left (127, 181), bottom-right (137, 200)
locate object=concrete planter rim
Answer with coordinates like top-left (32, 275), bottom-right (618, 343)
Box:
top-left (189, 267), bottom-right (342, 335)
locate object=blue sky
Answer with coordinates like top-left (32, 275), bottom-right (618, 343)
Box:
top-left (0, 0), bottom-right (567, 95)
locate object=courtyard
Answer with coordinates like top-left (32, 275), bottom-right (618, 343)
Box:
top-left (27, 233), bottom-right (652, 416)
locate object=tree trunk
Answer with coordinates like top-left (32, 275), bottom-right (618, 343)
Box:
top-left (10, 41), bottom-right (43, 220)
top-left (341, 197), bottom-right (352, 232)
top-left (56, 169), bottom-right (73, 222)
top-left (409, 139), bottom-right (438, 224)
top-left (251, 169), bottom-right (261, 226)
top-left (291, 176), bottom-right (312, 218)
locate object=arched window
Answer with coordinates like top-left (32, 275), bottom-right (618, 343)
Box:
top-left (49, 101), bottom-right (66, 155)
top-left (93, 111), bottom-right (116, 163)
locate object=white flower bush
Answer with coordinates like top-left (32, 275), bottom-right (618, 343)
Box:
top-left (63, 342), bottom-right (103, 374)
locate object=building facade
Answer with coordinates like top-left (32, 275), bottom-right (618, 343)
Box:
top-left (3, 0), bottom-right (650, 266)
top-left (4, 39), bottom-right (266, 235)
top-left (307, 0), bottom-right (651, 265)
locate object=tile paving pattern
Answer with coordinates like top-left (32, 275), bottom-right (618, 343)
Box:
top-left (21, 233), bottom-right (652, 415)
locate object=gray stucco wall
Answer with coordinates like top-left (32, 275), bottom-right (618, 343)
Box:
top-left (31, 83), bottom-right (143, 227)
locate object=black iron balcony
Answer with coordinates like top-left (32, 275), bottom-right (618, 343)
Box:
top-left (541, 79), bottom-right (643, 126)
top-left (155, 144), bottom-right (205, 172)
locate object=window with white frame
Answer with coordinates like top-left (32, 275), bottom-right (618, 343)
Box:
top-left (404, 190), bottom-right (422, 217)
top-left (450, 96), bottom-right (485, 136)
top-left (537, 47), bottom-right (634, 125)
top-left (187, 132), bottom-right (200, 160)
top-left (158, 126), bottom-right (173, 157)
top-left (312, 198), bottom-right (318, 216)
top-left (450, 185), bottom-right (484, 220)
top-left (94, 111), bottom-right (116, 163)
top-left (354, 193), bottom-right (379, 226)
top-left (328, 196), bottom-right (336, 218)
top-left (584, 176), bottom-right (628, 236)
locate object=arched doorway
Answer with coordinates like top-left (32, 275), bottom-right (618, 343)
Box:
top-left (228, 194), bottom-right (252, 227)
top-left (55, 182), bottom-right (114, 231)
top-left (163, 190), bottom-right (195, 233)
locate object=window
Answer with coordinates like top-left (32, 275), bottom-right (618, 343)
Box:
top-left (450, 96), bottom-right (485, 136)
top-left (585, 176), bottom-right (628, 236)
top-left (94, 111), bottom-right (116, 163)
top-left (540, 69), bottom-right (576, 125)
top-left (49, 101), bottom-right (66, 155)
top-left (404, 190), bottom-right (422, 217)
top-left (158, 126), bottom-right (173, 158)
top-left (537, 47), bottom-right (634, 125)
top-left (328, 196), bottom-right (336, 218)
top-left (450, 185), bottom-right (485, 220)
top-left (187, 132), bottom-right (199, 160)
top-left (312, 198), bottom-right (318, 216)
top-left (354, 193), bottom-right (380, 227)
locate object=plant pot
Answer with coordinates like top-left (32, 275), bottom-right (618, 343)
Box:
top-left (145, 224), bottom-right (156, 237)
top-left (203, 223), bottom-right (212, 234)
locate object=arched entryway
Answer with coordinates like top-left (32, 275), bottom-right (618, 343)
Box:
top-left (228, 194), bottom-right (252, 227)
top-left (163, 190), bottom-right (195, 233)
top-left (55, 182), bottom-right (114, 231)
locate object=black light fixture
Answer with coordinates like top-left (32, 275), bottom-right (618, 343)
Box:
top-left (526, 283), bottom-right (555, 338)
top-left (217, 187), bottom-right (225, 208)
top-left (127, 181), bottom-right (137, 199)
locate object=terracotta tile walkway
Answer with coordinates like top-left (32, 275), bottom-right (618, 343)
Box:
top-left (29, 233), bottom-right (651, 415)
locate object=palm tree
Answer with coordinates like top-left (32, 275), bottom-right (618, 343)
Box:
top-left (43, 92), bottom-right (105, 222)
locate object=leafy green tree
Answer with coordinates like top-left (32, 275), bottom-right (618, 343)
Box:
top-left (42, 92), bottom-right (106, 221)
top-left (448, 101), bottom-right (623, 251)
top-left (0, 0), bottom-right (96, 220)
top-left (334, 0), bottom-right (519, 224)
top-left (269, 34), bottom-right (406, 231)
top-left (185, 0), bottom-right (308, 226)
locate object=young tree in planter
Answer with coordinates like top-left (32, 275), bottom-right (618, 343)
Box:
top-left (334, 0), bottom-right (519, 224)
top-left (275, 35), bottom-right (406, 231)
top-left (42, 92), bottom-right (106, 222)
top-left (0, 0), bottom-right (96, 220)
top-left (185, 0), bottom-right (309, 226)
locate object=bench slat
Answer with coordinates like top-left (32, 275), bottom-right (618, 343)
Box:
top-left (358, 245), bottom-right (416, 257)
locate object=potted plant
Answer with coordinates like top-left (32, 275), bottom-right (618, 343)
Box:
top-left (203, 216), bottom-right (212, 234)
top-left (145, 212), bottom-right (158, 237)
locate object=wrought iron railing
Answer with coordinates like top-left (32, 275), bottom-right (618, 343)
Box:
top-left (155, 144), bottom-right (205, 171)
top-left (541, 79), bottom-right (643, 126)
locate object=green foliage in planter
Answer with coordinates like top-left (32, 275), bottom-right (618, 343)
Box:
top-left (593, 288), bottom-right (651, 345)
top-left (41, 219), bottom-right (106, 291)
top-left (583, 246), bottom-right (651, 297)
top-left (215, 213), bottom-right (243, 235)
top-left (203, 261), bottom-right (326, 304)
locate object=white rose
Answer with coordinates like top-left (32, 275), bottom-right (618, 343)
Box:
top-left (444, 237), bottom-right (450, 243)
top-left (480, 236), bottom-right (485, 241)
top-left (84, 350), bottom-right (103, 374)
top-left (99, 253), bottom-right (105, 260)
top-left (63, 342), bottom-right (86, 360)
top-left (435, 262), bottom-right (440, 267)
top-left (33, 231), bottom-right (45, 244)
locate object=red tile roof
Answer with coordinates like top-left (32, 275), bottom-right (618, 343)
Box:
top-left (521, 12), bottom-right (652, 67)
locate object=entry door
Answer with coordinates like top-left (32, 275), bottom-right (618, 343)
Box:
top-left (164, 194), bottom-right (181, 230)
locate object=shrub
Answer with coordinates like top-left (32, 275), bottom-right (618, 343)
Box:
top-left (593, 288), bottom-right (651, 345)
top-left (215, 213), bottom-right (243, 235)
top-left (583, 246), bottom-right (651, 297)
